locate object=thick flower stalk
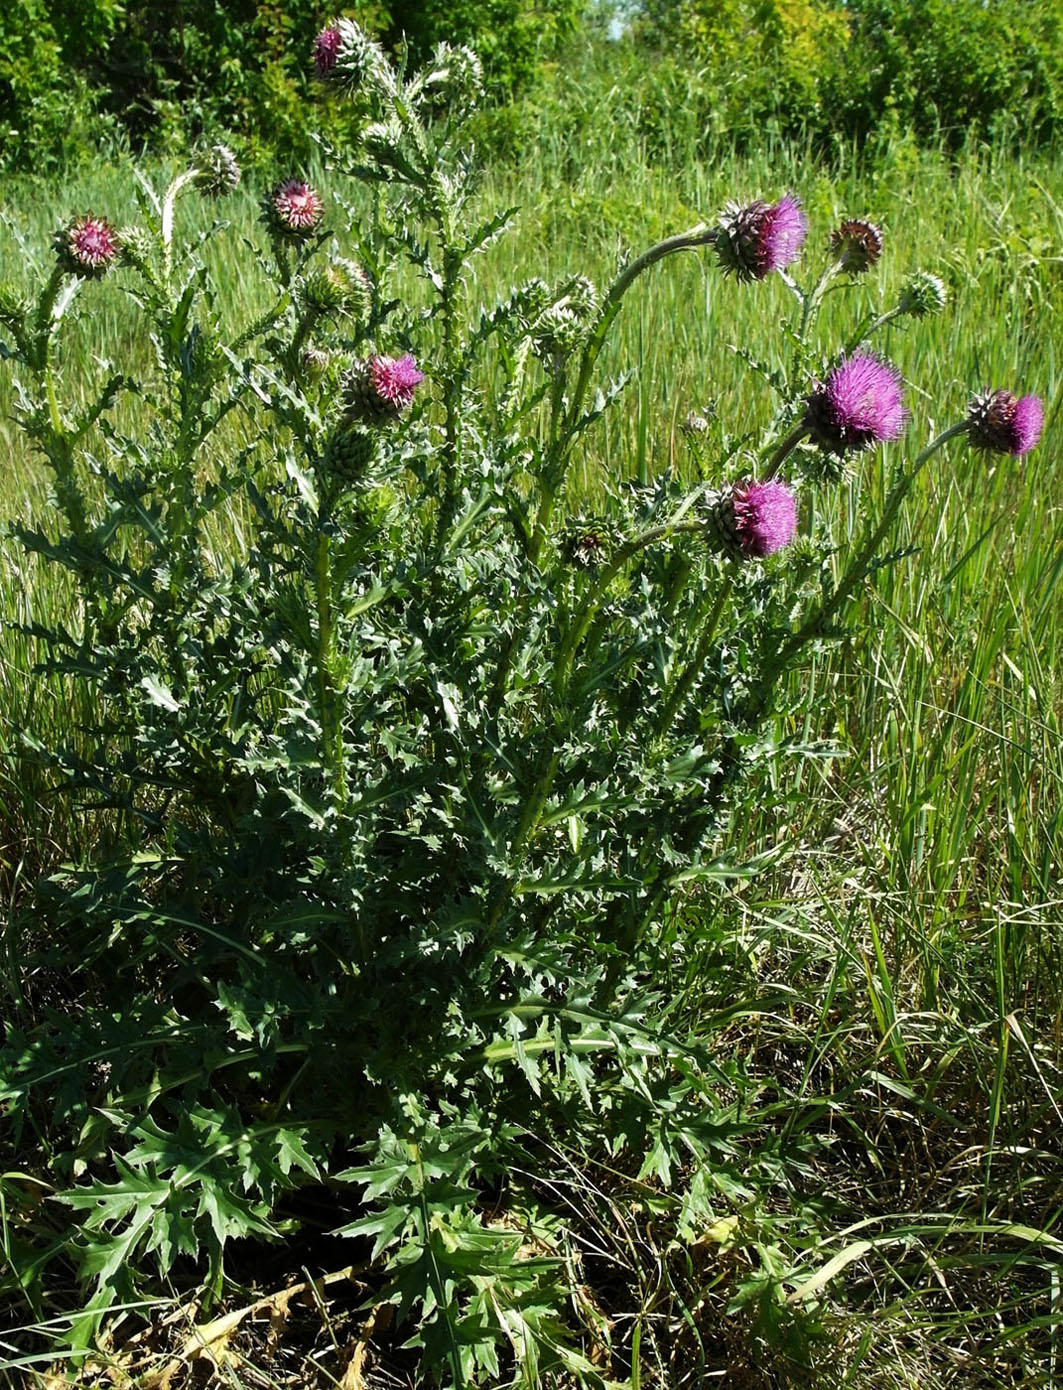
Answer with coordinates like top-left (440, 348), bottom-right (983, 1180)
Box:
top-left (804, 351), bottom-right (907, 456)
top-left (705, 480), bottom-right (798, 560)
top-left (54, 215), bottom-right (120, 279)
top-left (713, 194), bottom-right (808, 281)
top-left (965, 389), bottom-right (1044, 456)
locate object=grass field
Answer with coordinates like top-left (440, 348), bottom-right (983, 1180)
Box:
top-left (2, 102), bottom-right (1062, 1385)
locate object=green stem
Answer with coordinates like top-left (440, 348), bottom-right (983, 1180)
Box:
top-left (759, 422), bottom-right (969, 695)
top-left (763, 421), bottom-right (810, 480)
top-left (532, 224), bottom-right (719, 559)
top-left (161, 170), bottom-right (198, 285)
top-left (315, 521), bottom-right (347, 806)
top-left (846, 304), bottom-right (904, 354)
top-left (654, 577), bottom-right (734, 736)
top-left (798, 260), bottom-right (844, 340)
top-left (554, 517), bottom-right (705, 691)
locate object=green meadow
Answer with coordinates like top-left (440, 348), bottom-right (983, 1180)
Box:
top-left (2, 82), bottom-right (1062, 1387)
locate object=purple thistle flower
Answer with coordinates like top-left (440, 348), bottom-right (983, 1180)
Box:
top-left (342, 353), bottom-right (425, 423)
top-left (705, 479), bottom-right (797, 559)
top-left (714, 193), bottom-right (808, 281)
top-left (805, 351), bottom-right (907, 457)
top-left (313, 23), bottom-right (342, 77)
top-left (270, 179), bottom-right (325, 236)
top-left (370, 354), bottom-right (424, 410)
top-left (55, 214), bottom-right (120, 278)
top-left (966, 389), bottom-right (1043, 456)
top-left (732, 480), bottom-right (798, 557)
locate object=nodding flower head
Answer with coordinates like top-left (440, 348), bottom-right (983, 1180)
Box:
top-left (312, 18), bottom-right (388, 91)
top-left (829, 217), bottom-right (883, 274)
top-left (312, 23), bottom-right (342, 77)
top-left (55, 214), bottom-right (120, 279)
top-left (269, 179), bottom-right (325, 237)
top-left (343, 353), bottom-right (424, 422)
top-left (705, 479), bottom-right (797, 560)
top-left (965, 389), bottom-right (1043, 456)
top-left (805, 351), bottom-right (907, 457)
top-left (194, 144), bottom-right (241, 198)
top-left (714, 193), bottom-right (808, 281)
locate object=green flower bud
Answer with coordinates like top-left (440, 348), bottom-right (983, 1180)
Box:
top-left (897, 271), bottom-right (947, 319)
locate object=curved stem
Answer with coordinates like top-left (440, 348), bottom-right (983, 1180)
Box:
top-left (763, 421), bottom-right (810, 480)
top-left (760, 422), bottom-right (969, 693)
top-left (161, 170), bottom-right (198, 284)
top-left (845, 304), bottom-right (903, 355)
top-left (531, 224), bottom-right (719, 559)
top-left (553, 519), bottom-right (705, 691)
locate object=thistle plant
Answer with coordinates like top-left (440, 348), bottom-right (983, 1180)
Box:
top-left (0, 27), bottom-right (1045, 1387)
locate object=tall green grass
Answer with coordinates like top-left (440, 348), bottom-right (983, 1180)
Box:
top-left (2, 116), bottom-right (1062, 1382)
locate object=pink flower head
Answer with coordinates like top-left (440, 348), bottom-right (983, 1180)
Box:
top-left (732, 480), bottom-right (798, 557)
top-left (313, 23), bottom-right (341, 77)
top-left (715, 193), bottom-right (808, 281)
top-left (966, 388), bottom-right (1043, 456)
top-left (369, 353), bottom-right (424, 411)
top-left (805, 351), bottom-right (907, 456)
top-left (56, 214), bottom-right (120, 278)
top-left (705, 479), bottom-right (797, 560)
top-left (270, 179), bottom-right (324, 236)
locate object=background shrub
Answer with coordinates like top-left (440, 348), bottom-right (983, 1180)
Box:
top-left (632, 0), bottom-right (1063, 154)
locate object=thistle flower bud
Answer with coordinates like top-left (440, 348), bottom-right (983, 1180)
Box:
top-left (342, 353), bottom-right (424, 423)
top-left (117, 225), bottom-right (154, 274)
top-left (965, 389), bottom-right (1043, 456)
top-left (313, 18), bottom-right (389, 92)
top-left (299, 344), bottom-right (332, 381)
top-left (312, 23), bottom-right (342, 77)
top-left (54, 214), bottom-right (120, 279)
top-left (804, 351), bottom-right (907, 457)
top-left (681, 412), bottom-right (711, 436)
top-left (897, 270), bottom-right (947, 319)
top-left (298, 258), bottom-right (373, 320)
top-left (322, 425), bottom-right (376, 489)
top-left (704, 480), bottom-right (797, 560)
top-left (421, 42), bottom-right (485, 105)
top-left (529, 278), bottom-right (599, 360)
top-left (268, 179), bottom-right (325, 238)
top-left (713, 194), bottom-right (807, 281)
top-left (0, 282), bottom-right (28, 329)
top-left (828, 218), bottom-right (883, 274)
top-left (532, 304), bottom-right (584, 361)
top-left (562, 521), bottom-right (614, 569)
top-left (193, 143), bottom-right (241, 198)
